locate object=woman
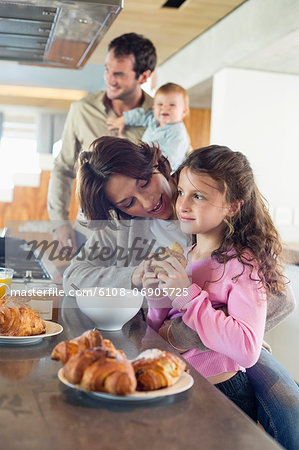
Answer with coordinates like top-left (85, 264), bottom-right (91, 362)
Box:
top-left (65, 136), bottom-right (191, 292)
top-left (64, 136), bottom-right (298, 448)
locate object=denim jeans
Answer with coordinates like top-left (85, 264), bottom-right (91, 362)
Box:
top-left (215, 371), bottom-right (257, 422)
top-left (247, 348), bottom-right (299, 450)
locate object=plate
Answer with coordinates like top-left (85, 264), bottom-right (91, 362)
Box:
top-left (0, 321), bottom-right (63, 345)
top-left (58, 368), bottom-right (193, 401)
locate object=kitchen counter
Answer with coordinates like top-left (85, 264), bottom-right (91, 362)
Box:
top-left (0, 297), bottom-right (281, 450)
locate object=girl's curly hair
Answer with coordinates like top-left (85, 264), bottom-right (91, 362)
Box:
top-left (176, 145), bottom-right (286, 296)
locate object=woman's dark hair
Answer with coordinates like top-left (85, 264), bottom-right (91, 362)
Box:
top-left (77, 136), bottom-right (171, 222)
top-left (176, 145), bottom-right (286, 295)
top-left (108, 33), bottom-right (157, 77)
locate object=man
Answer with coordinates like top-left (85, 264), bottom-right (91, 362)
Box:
top-left (47, 33), bottom-right (156, 249)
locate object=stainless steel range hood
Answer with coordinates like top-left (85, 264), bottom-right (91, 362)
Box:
top-left (0, 0), bottom-right (123, 69)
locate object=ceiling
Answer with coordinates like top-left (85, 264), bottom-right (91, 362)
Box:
top-left (88, 0), bottom-right (247, 66)
top-left (0, 0), bottom-right (298, 109)
top-left (0, 0), bottom-right (246, 108)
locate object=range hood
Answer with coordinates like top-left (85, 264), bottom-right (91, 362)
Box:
top-left (0, 0), bottom-right (123, 69)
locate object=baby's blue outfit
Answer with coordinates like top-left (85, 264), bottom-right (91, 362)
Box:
top-left (123, 108), bottom-right (190, 171)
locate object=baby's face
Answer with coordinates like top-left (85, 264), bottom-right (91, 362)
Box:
top-left (153, 92), bottom-right (187, 126)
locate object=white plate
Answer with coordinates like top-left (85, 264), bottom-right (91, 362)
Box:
top-left (58, 367), bottom-right (193, 401)
top-left (0, 321), bottom-right (63, 345)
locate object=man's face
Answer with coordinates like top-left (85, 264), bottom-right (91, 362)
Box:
top-left (104, 50), bottom-right (142, 101)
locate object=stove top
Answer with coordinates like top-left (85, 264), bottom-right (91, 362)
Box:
top-left (0, 236), bottom-right (51, 281)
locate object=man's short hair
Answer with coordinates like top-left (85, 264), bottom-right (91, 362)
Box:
top-left (108, 33), bottom-right (157, 78)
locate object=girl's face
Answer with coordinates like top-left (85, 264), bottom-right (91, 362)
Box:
top-left (176, 168), bottom-right (232, 236)
top-left (105, 171), bottom-right (174, 219)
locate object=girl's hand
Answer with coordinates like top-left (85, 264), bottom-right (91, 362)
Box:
top-left (106, 116), bottom-right (125, 135)
top-left (152, 256), bottom-right (191, 300)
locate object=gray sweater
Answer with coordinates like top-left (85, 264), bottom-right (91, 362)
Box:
top-left (63, 218), bottom-right (190, 293)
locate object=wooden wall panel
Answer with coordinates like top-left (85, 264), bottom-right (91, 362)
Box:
top-left (0, 108), bottom-right (211, 225)
top-left (0, 171), bottom-right (79, 228)
top-left (184, 108), bottom-right (211, 150)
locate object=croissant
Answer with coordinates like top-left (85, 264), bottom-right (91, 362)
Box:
top-left (51, 329), bottom-right (107, 364)
top-left (151, 242), bottom-right (187, 275)
top-left (79, 351), bottom-right (136, 395)
top-left (63, 347), bottom-right (111, 384)
top-left (0, 306), bottom-right (46, 336)
top-left (132, 349), bottom-right (186, 391)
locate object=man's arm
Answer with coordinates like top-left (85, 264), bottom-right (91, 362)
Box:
top-left (47, 102), bottom-right (81, 248)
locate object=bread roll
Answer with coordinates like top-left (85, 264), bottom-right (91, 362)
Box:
top-left (151, 242), bottom-right (187, 275)
top-left (132, 348), bottom-right (186, 391)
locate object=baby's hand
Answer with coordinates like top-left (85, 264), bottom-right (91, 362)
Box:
top-left (106, 116), bottom-right (125, 135)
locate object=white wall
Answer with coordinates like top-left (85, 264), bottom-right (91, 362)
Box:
top-left (210, 68), bottom-right (299, 243)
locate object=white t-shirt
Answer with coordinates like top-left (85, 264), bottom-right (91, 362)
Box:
top-left (150, 219), bottom-right (191, 250)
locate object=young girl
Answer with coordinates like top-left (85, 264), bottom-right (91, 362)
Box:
top-left (143, 145), bottom-right (286, 421)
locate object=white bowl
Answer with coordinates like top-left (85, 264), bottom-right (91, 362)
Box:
top-left (76, 287), bottom-right (144, 331)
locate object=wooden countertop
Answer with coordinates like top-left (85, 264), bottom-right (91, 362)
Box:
top-left (0, 300), bottom-right (280, 450)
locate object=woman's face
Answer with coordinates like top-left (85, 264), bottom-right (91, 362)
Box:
top-left (105, 171), bottom-right (174, 219)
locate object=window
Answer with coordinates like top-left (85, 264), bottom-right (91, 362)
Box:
top-left (0, 111), bottom-right (39, 188)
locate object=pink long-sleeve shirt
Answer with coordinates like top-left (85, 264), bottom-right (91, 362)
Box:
top-left (146, 249), bottom-right (267, 377)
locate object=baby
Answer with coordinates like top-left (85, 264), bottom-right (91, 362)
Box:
top-left (107, 82), bottom-right (191, 170)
